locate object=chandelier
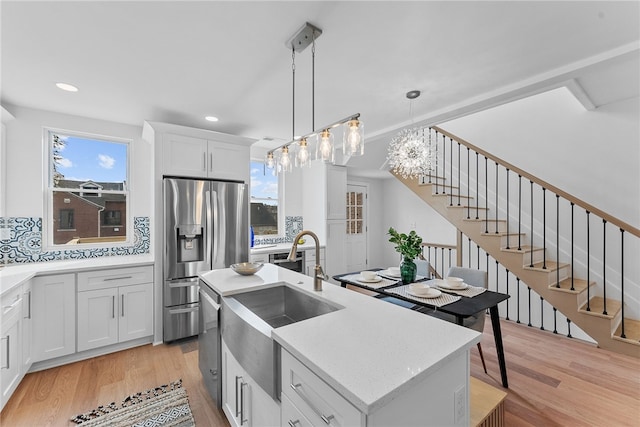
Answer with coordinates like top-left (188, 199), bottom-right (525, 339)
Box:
top-left (266, 23), bottom-right (364, 173)
top-left (387, 91), bottom-right (436, 179)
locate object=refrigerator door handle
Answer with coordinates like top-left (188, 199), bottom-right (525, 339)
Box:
top-left (211, 189), bottom-right (219, 266)
top-left (205, 190), bottom-right (213, 266)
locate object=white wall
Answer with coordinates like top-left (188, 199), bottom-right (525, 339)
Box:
top-left (439, 88), bottom-right (640, 229)
top-left (3, 104), bottom-right (152, 223)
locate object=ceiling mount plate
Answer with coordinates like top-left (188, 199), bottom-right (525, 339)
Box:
top-left (286, 22), bottom-right (323, 52)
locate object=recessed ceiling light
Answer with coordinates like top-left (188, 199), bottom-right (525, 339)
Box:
top-left (56, 82), bottom-right (79, 92)
top-left (205, 116), bottom-right (219, 122)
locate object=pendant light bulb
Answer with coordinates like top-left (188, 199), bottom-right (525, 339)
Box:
top-left (265, 152), bottom-right (275, 169)
top-left (280, 145), bottom-right (292, 172)
top-left (344, 119), bottom-right (364, 156)
top-left (296, 138), bottom-right (310, 167)
top-left (316, 130), bottom-right (334, 163)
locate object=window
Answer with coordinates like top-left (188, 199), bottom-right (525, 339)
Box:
top-left (47, 129), bottom-right (129, 246)
top-left (59, 209), bottom-right (75, 230)
top-left (346, 190), bottom-right (364, 234)
top-left (250, 160), bottom-right (280, 235)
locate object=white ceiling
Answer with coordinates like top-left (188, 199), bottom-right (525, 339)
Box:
top-left (2, 1), bottom-right (639, 168)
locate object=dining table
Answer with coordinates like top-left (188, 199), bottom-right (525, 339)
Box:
top-left (333, 268), bottom-right (511, 388)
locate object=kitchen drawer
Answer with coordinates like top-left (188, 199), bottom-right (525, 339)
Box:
top-left (249, 253), bottom-right (269, 264)
top-left (281, 393), bottom-right (313, 427)
top-left (281, 349), bottom-right (362, 427)
top-left (2, 286), bottom-right (23, 325)
top-left (78, 266), bottom-right (153, 291)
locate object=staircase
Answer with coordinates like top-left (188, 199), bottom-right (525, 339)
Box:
top-left (393, 126), bottom-right (640, 358)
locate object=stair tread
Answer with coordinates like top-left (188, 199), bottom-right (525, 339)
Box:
top-left (432, 193), bottom-right (474, 199)
top-left (501, 245), bottom-right (544, 253)
top-left (613, 319), bottom-right (640, 346)
top-left (481, 231), bottom-right (525, 237)
top-left (524, 260), bottom-right (568, 272)
top-left (447, 205), bottom-right (488, 210)
top-left (464, 218), bottom-right (507, 223)
top-left (548, 277), bottom-right (591, 294)
top-left (579, 296), bottom-right (622, 319)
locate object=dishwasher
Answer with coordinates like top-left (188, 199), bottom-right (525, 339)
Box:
top-left (198, 280), bottom-right (221, 407)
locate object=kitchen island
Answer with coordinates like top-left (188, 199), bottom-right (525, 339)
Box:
top-left (200, 263), bottom-right (481, 426)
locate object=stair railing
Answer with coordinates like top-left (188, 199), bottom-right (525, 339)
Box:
top-left (429, 126), bottom-right (639, 339)
top-left (420, 242), bottom-right (458, 279)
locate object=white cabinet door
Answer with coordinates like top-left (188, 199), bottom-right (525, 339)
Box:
top-left (209, 140), bottom-right (249, 182)
top-left (77, 288), bottom-right (119, 352)
top-left (32, 274), bottom-right (76, 362)
top-left (163, 133), bottom-right (209, 178)
top-left (118, 283), bottom-right (153, 342)
top-left (326, 220), bottom-right (347, 281)
top-left (21, 281), bottom-right (33, 372)
top-left (326, 165), bottom-right (347, 220)
top-left (0, 317), bottom-right (21, 409)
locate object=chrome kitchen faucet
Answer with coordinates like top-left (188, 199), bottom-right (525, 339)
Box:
top-left (289, 230), bottom-right (326, 291)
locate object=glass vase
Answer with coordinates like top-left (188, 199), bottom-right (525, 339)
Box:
top-left (400, 257), bottom-right (417, 284)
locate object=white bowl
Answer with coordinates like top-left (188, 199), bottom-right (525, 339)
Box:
top-left (231, 262), bottom-right (264, 276)
top-left (387, 267), bottom-right (401, 276)
top-left (446, 277), bottom-right (464, 287)
top-left (361, 270), bottom-right (378, 280)
top-left (409, 283), bottom-right (431, 295)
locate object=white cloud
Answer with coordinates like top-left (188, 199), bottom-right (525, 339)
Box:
top-left (250, 167), bottom-right (261, 174)
top-left (58, 157), bottom-right (73, 168)
top-left (251, 177), bottom-right (263, 188)
top-left (263, 182), bottom-right (278, 197)
top-left (98, 154), bottom-right (115, 169)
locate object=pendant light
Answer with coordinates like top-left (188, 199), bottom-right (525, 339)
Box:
top-left (343, 118), bottom-right (364, 156)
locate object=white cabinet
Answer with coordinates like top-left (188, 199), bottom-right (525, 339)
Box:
top-left (1, 285), bottom-right (23, 409)
top-left (32, 274), bottom-right (76, 362)
top-left (326, 165), bottom-right (347, 220)
top-left (249, 252), bottom-right (269, 264)
top-left (304, 248), bottom-right (325, 277)
top-left (222, 339), bottom-right (280, 427)
top-left (77, 267), bottom-right (153, 352)
top-left (162, 133), bottom-right (249, 182)
top-left (21, 281), bottom-right (32, 371)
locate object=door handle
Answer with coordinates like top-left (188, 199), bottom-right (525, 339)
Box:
top-left (235, 376), bottom-right (242, 417)
top-left (24, 290), bottom-right (32, 319)
top-left (168, 307), bottom-right (199, 315)
top-left (121, 294), bottom-right (125, 317)
top-left (112, 296), bottom-right (115, 318)
top-left (240, 381), bottom-right (248, 425)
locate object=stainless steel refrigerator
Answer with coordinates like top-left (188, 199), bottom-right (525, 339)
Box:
top-left (163, 177), bottom-right (248, 342)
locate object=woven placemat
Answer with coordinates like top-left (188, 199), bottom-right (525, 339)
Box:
top-left (387, 285), bottom-right (461, 307)
top-left (342, 274), bottom-right (398, 290)
top-left (435, 285), bottom-right (486, 298)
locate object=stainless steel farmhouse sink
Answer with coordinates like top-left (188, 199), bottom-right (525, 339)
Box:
top-left (221, 283), bottom-right (343, 400)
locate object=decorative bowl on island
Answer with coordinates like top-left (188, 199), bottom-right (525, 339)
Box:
top-left (231, 262), bottom-right (264, 276)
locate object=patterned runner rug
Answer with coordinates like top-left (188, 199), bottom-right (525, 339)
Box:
top-left (71, 379), bottom-right (195, 427)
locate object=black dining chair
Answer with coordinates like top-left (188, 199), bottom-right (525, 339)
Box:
top-left (419, 266), bottom-right (489, 374)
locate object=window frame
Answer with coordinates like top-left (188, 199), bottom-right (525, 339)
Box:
top-left (44, 127), bottom-right (132, 249)
top-left (249, 158), bottom-right (284, 237)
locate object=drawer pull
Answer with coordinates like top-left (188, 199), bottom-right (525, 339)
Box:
top-left (1, 336), bottom-right (9, 370)
top-left (288, 420), bottom-right (301, 427)
top-left (104, 276), bottom-right (133, 281)
top-left (112, 296), bottom-right (116, 319)
top-left (235, 376), bottom-right (242, 417)
top-left (240, 381), bottom-right (248, 425)
top-left (24, 290), bottom-right (32, 319)
top-left (290, 383), bottom-right (335, 425)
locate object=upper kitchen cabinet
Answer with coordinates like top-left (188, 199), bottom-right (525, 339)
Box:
top-left (143, 121), bottom-right (256, 183)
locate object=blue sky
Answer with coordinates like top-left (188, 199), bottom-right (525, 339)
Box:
top-left (55, 135), bottom-right (127, 183)
top-left (250, 161), bottom-right (278, 201)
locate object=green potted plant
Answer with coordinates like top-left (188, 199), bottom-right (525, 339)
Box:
top-left (387, 227), bottom-right (423, 283)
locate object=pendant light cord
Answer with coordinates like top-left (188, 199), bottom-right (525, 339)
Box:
top-left (292, 47), bottom-right (296, 140)
top-left (312, 34), bottom-right (316, 132)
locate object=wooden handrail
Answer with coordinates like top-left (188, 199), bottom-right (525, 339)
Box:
top-left (421, 242), bottom-right (457, 250)
top-left (433, 126), bottom-right (640, 238)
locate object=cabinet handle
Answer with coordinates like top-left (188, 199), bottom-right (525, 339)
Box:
top-left (24, 290), bottom-right (32, 319)
top-left (209, 152), bottom-right (213, 172)
top-left (121, 294), bottom-right (125, 317)
top-left (112, 296), bottom-right (115, 318)
top-left (104, 276), bottom-right (132, 281)
top-left (203, 152), bottom-right (207, 171)
top-left (288, 421), bottom-right (301, 427)
top-left (290, 383), bottom-right (335, 425)
top-left (240, 381), bottom-right (248, 425)
top-left (1, 336), bottom-right (9, 370)
top-left (235, 376), bottom-right (242, 417)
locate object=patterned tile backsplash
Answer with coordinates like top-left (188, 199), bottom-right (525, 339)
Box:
top-left (254, 216), bottom-right (303, 246)
top-left (0, 217), bottom-right (150, 264)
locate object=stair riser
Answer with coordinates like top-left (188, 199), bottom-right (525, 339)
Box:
top-left (477, 220), bottom-right (508, 233)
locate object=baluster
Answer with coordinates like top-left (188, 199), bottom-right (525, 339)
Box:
top-left (457, 142), bottom-right (461, 206)
top-left (468, 237), bottom-right (471, 267)
top-left (475, 152), bottom-right (480, 219)
top-left (542, 187), bottom-right (547, 269)
top-left (441, 247), bottom-right (445, 275)
top-left (566, 318), bottom-right (572, 338)
top-left (428, 128), bottom-right (433, 184)
top-left (505, 269), bottom-right (510, 320)
top-left (426, 245), bottom-right (432, 265)
top-left (620, 229), bottom-right (626, 339)
top-left (476, 244), bottom-right (480, 270)
top-left (586, 211), bottom-right (591, 311)
top-left (506, 169), bottom-right (510, 249)
top-left (434, 248), bottom-right (438, 274)
top-left (571, 202), bottom-right (575, 290)
top-left (556, 195), bottom-right (560, 287)
top-left (540, 296), bottom-right (545, 330)
top-left (553, 307), bottom-right (558, 334)
top-left (516, 277), bottom-right (521, 324)
top-left (448, 248), bottom-right (452, 273)
top-left (495, 162), bottom-right (499, 234)
top-left (449, 137), bottom-right (454, 206)
top-left (495, 260), bottom-right (499, 293)
top-left (434, 131), bottom-right (440, 194)
top-left (530, 181), bottom-right (534, 267)
top-left (518, 175), bottom-right (522, 250)
top-left (466, 147), bottom-right (470, 218)
top-left (602, 219), bottom-right (607, 316)
top-left (527, 286), bottom-right (532, 327)
top-left (485, 157), bottom-right (489, 233)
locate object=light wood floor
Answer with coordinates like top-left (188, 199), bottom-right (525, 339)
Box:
top-left (1, 320), bottom-right (639, 427)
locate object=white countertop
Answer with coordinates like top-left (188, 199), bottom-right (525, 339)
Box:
top-left (199, 264), bottom-right (480, 415)
top-left (250, 242), bottom-right (324, 255)
top-left (0, 255), bottom-right (154, 296)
